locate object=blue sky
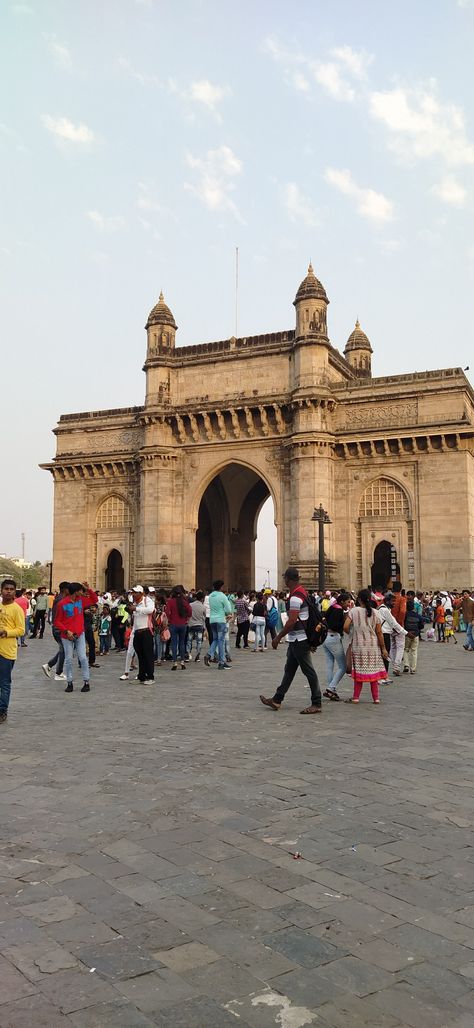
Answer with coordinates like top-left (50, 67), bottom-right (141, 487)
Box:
top-left (1, 0), bottom-right (473, 576)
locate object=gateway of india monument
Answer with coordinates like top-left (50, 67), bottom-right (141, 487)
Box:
top-left (42, 264), bottom-right (474, 592)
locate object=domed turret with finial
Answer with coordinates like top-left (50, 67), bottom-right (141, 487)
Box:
top-left (145, 291), bottom-right (177, 354)
top-left (293, 262), bottom-right (329, 339)
top-left (344, 319), bottom-right (372, 377)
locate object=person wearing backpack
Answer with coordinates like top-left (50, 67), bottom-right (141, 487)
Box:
top-left (264, 590), bottom-right (279, 647)
top-left (260, 567), bottom-right (322, 715)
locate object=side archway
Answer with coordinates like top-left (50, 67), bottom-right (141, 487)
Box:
top-left (94, 494), bottom-right (133, 590)
top-left (357, 476), bottom-right (414, 590)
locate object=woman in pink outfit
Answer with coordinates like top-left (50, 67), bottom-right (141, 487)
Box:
top-left (344, 589), bottom-right (388, 704)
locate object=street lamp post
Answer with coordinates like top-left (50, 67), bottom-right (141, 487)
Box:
top-left (311, 504), bottom-right (332, 592)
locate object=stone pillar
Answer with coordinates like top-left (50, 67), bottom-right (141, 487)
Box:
top-left (287, 441), bottom-right (335, 586)
top-left (136, 452), bottom-right (184, 581)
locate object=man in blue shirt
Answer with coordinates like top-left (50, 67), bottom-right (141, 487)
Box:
top-left (204, 579), bottom-right (232, 670)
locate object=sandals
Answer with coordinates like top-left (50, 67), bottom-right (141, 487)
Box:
top-left (323, 689), bottom-right (340, 701)
top-left (300, 705), bottom-right (322, 715)
top-left (345, 698), bottom-right (359, 704)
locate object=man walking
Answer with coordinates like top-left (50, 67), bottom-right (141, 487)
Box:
top-left (260, 567), bottom-right (322, 715)
top-left (461, 590), bottom-right (474, 651)
top-left (54, 582), bottom-right (98, 693)
top-left (0, 578), bottom-right (26, 723)
top-left (42, 581), bottom-right (69, 681)
top-left (203, 580), bottom-right (232, 670)
top-left (130, 585), bottom-right (155, 684)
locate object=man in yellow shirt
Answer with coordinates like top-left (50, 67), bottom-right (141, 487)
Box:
top-left (0, 578), bottom-right (25, 723)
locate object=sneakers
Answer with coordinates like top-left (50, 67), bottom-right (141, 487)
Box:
top-left (42, 663), bottom-right (52, 679)
top-left (180, 662), bottom-right (186, 670)
top-left (218, 663), bottom-right (231, 670)
top-left (81, 683), bottom-right (90, 693)
top-left (119, 673), bottom-right (129, 680)
top-left (54, 673), bottom-right (66, 681)
top-left (144, 678), bottom-right (155, 684)
top-left (0, 712), bottom-right (7, 723)
top-left (194, 653), bottom-right (200, 662)
top-left (203, 654), bottom-right (211, 667)
top-left (65, 683), bottom-right (73, 693)
top-left (171, 663), bottom-right (178, 671)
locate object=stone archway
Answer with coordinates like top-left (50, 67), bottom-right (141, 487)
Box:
top-left (105, 548), bottom-right (124, 592)
top-left (195, 463), bottom-right (272, 589)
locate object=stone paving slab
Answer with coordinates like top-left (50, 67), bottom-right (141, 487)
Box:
top-left (1, 635), bottom-right (474, 1025)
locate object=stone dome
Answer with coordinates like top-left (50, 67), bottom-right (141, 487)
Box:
top-left (145, 291), bottom-right (177, 330)
top-left (293, 263), bottom-right (328, 305)
top-left (345, 319), bottom-right (372, 353)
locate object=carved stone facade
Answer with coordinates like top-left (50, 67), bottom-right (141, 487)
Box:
top-left (42, 265), bottom-right (474, 591)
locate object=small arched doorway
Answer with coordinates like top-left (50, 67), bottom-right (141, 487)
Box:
top-left (106, 549), bottom-right (124, 592)
top-left (371, 540), bottom-right (394, 591)
top-left (195, 463), bottom-right (274, 589)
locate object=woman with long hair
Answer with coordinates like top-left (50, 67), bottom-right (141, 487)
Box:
top-left (165, 586), bottom-right (192, 670)
top-left (343, 588), bottom-right (388, 704)
top-left (322, 590), bottom-right (351, 701)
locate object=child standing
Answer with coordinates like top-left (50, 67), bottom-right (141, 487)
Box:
top-left (99, 604), bottom-right (112, 654)
top-left (434, 599), bottom-right (446, 642)
top-left (444, 609), bottom-right (457, 644)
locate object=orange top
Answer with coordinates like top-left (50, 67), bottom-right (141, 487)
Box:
top-left (434, 607), bottom-right (445, 623)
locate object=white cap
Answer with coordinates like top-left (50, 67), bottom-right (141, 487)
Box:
top-left (148, 586), bottom-right (156, 593)
top-left (132, 584), bottom-right (144, 593)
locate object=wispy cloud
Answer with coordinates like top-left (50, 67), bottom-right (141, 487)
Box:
top-left (432, 176), bottom-right (467, 207)
top-left (87, 210), bottom-right (125, 232)
top-left (184, 144), bottom-right (243, 220)
top-left (369, 85), bottom-right (474, 166)
top-left (12, 3), bottom-right (34, 13)
top-left (325, 167), bottom-right (394, 223)
top-left (43, 33), bottom-right (72, 71)
top-left (42, 115), bottom-right (95, 144)
top-left (168, 78), bottom-right (230, 119)
top-left (118, 56), bottom-right (160, 87)
top-left (264, 37), bottom-right (372, 103)
top-left (284, 183), bottom-right (319, 228)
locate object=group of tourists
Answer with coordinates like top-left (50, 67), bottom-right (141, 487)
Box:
top-left (0, 572), bottom-right (473, 725)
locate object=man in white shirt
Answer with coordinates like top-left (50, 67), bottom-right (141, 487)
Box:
top-left (131, 585), bottom-right (155, 684)
top-left (260, 567), bottom-right (322, 715)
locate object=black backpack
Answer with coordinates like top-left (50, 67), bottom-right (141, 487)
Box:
top-left (292, 587), bottom-right (328, 650)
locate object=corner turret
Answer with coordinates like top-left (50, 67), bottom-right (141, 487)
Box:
top-left (344, 319), bottom-right (372, 377)
top-left (293, 263), bottom-right (329, 340)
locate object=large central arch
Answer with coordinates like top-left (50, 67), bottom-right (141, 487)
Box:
top-left (195, 462), bottom-right (273, 589)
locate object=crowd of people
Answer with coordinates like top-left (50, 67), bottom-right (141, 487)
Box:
top-left (0, 574), bottom-right (473, 724)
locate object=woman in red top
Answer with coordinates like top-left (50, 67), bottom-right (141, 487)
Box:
top-left (165, 586), bottom-right (192, 670)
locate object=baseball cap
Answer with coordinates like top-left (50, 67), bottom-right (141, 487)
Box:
top-left (148, 586), bottom-right (156, 593)
top-left (263, 588), bottom-right (272, 595)
top-left (132, 584), bottom-right (144, 593)
top-left (325, 590), bottom-right (331, 596)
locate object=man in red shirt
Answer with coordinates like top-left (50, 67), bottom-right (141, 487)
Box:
top-left (54, 581), bottom-right (98, 693)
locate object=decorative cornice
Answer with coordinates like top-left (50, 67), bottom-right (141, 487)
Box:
top-left (39, 457), bottom-right (137, 481)
top-left (334, 429), bottom-right (474, 460)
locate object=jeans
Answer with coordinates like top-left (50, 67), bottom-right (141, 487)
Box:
top-left (466, 622), bottom-right (474, 649)
top-left (404, 635), bottom-right (419, 671)
top-left (32, 610), bottom-right (46, 638)
top-left (390, 631), bottom-right (405, 672)
top-left (63, 633), bottom-right (90, 684)
top-left (170, 624), bottom-right (187, 662)
top-left (274, 640), bottom-right (321, 707)
top-left (48, 627), bottom-right (65, 674)
top-left (322, 632), bottom-right (346, 691)
top-left (99, 634), bottom-right (111, 654)
top-left (187, 626), bottom-right (203, 657)
top-left (253, 622), bottom-right (265, 650)
top-left (0, 654), bottom-right (15, 713)
top-left (208, 622), bottom-right (227, 665)
top-left (85, 627), bottom-right (96, 665)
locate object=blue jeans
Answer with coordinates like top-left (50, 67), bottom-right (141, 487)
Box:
top-left (187, 627), bottom-right (203, 656)
top-left (253, 622), bottom-right (265, 650)
top-left (208, 622), bottom-right (227, 665)
top-left (63, 633), bottom-right (89, 684)
top-left (48, 627), bottom-right (65, 674)
top-left (170, 624), bottom-right (187, 662)
top-left (0, 654), bottom-right (15, 714)
top-left (322, 632), bottom-right (346, 691)
top-left (466, 622), bottom-right (474, 649)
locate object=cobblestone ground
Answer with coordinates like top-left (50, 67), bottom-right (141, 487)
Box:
top-left (1, 633), bottom-right (474, 1027)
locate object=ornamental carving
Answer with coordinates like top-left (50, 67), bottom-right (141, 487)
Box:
top-left (339, 402), bottom-right (418, 430)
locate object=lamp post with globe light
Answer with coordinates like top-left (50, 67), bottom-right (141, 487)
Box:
top-left (311, 504), bottom-right (332, 592)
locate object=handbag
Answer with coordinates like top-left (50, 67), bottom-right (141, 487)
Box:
top-left (160, 627), bottom-right (170, 642)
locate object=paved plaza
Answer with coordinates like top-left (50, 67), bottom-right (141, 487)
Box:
top-left (2, 637), bottom-right (474, 1027)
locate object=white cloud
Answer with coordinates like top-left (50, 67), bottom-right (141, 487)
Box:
top-left (184, 144), bottom-right (243, 220)
top-left (43, 33), bottom-right (72, 71)
top-left (137, 182), bottom-right (161, 212)
top-left (87, 210), bottom-right (125, 232)
top-left (314, 62), bottom-right (355, 102)
top-left (264, 36), bottom-right (373, 103)
top-left (189, 79), bottom-right (230, 111)
top-left (458, 0), bottom-right (474, 7)
top-left (325, 167), bottom-right (394, 223)
top-left (284, 183), bottom-right (319, 228)
top-left (369, 85), bottom-right (474, 166)
top-left (432, 175), bottom-right (467, 207)
top-left (42, 115), bottom-right (95, 144)
top-left (12, 3), bottom-right (34, 12)
top-left (330, 45), bottom-right (372, 80)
